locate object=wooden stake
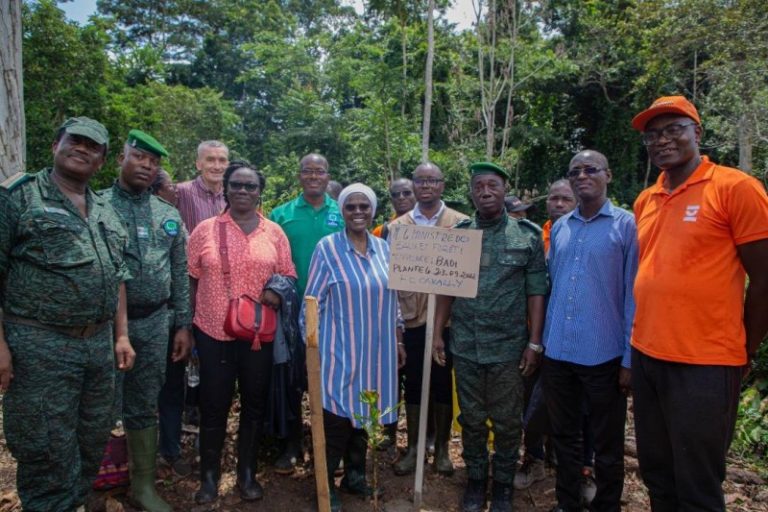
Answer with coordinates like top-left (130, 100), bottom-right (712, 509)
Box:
top-left (413, 293), bottom-right (436, 508)
top-left (305, 296), bottom-right (330, 512)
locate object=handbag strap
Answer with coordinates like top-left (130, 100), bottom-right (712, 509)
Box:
top-left (218, 220), bottom-right (234, 300)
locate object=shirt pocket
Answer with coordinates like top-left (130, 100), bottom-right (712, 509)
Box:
top-left (498, 247), bottom-right (529, 267)
top-left (32, 217), bottom-right (95, 268)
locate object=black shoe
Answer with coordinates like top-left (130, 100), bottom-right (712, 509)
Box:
top-left (194, 427), bottom-right (225, 504)
top-left (489, 481), bottom-right (513, 512)
top-left (462, 478), bottom-right (487, 512)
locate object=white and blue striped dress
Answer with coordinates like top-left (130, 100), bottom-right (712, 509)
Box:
top-left (303, 230), bottom-right (400, 427)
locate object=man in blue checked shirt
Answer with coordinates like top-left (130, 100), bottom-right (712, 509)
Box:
top-left (542, 150), bottom-right (638, 512)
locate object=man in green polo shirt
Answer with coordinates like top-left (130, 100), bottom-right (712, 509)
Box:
top-left (269, 152), bottom-right (344, 473)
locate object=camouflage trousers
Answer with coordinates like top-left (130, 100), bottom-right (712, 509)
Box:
top-left (114, 306), bottom-right (169, 430)
top-left (2, 321), bottom-right (115, 512)
top-left (454, 356), bottom-right (524, 485)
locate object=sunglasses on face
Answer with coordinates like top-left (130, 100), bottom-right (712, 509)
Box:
top-left (390, 190), bottom-right (413, 199)
top-left (344, 203), bottom-right (372, 212)
top-left (641, 122), bottom-right (697, 146)
top-left (228, 181), bottom-right (259, 192)
top-left (566, 166), bottom-right (604, 179)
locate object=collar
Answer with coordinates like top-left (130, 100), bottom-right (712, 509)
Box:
top-left (113, 180), bottom-right (150, 202)
top-left (571, 199), bottom-right (614, 222)
top-left (39, 168), bottom-right (104, 207)
top-left (296, 192), bottom-right (333, 210)
top-left (193, 176), bottom-right (224, 197)
top-left (650, 156), bottom-right (715, 197)
top-left (342, 229), bottom-right (376, 256)
top-left (474, 210), bottom-right (508, 229)
top-left (411, 201), bottom-right (445, 222)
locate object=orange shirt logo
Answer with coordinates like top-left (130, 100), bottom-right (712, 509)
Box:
top-left (683, 204), bottom-right (700, 222)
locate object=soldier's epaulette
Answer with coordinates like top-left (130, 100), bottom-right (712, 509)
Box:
top-left (154, 195), bottom-right (176, 208)
top-left (453, 218), bottom-right (473, 229)
top-left (517, 218), bottom-right (543, 233)
top-left (0, 172), bottom-right (34, 192)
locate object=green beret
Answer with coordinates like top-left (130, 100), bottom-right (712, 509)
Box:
top-left (127, 129), bottom-right (168, 158)
top-left (470, 161), bottom-right (509, 181)
top-left (60, 117), bottom-right (109, 146)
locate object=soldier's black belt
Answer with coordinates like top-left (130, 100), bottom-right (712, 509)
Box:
top-left (127, 300), bottom-right (168, 320)
top-left (2, 313), bottom-right (111, 339)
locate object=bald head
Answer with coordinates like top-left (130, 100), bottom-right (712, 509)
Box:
top-left (569, 150), bottom-right (608, 170)
top-left (299, 153), bottom-right (329, 172)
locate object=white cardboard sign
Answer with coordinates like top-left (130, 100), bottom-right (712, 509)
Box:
top-left (387, 223), bottom-right (482, 298)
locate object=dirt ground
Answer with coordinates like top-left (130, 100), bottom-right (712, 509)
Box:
top-left (0, 398), bottom-right (766, 512)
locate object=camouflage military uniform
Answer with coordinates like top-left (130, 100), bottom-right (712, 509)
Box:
top-left (450, 214), bottom-right (548, 485)
top-left (103, 183), bottom-right (190, 430)
top-left (0, 169), bottom-right (130, 511)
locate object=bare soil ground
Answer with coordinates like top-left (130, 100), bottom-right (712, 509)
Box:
top-left (0, 398), bottom-right (766, 511)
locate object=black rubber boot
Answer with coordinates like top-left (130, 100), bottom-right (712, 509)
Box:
top-left (236, 420), bottom-right (264, 501)
top-left (393, 404), bottom-right (420, 476)
top-left (433, 402), bottom-right (455, 476)
top-left (489, 480), bottom-right (513, 512)
top-left (340, 430), bottom-right (380, 498)
top-left (462, 478), bottom-right (487, 512)
top-left (195, 426), bottom-right (226, 504)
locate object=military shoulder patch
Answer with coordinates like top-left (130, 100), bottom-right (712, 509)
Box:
top-left (517, 218), bottom-right (543, 233)
top-left (0, 172), bottom-right (33, 191)
top-left (162, 219), bottom-right (180, 236)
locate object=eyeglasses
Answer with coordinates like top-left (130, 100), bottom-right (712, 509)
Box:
top-left (344, 203), bottom-right (371, 212)
top-left (300, 168), bottom-right (328, 177)
top-left (566, 166), bottom-right (604, 179)
top-left (413, 178), bottom-right (444, 187)
top-left (390, 190), bottom-right (413, 199)
top-left (228, 181), bottom-right (259, 192)
top-left (641, 122), bottom-right (697, 146)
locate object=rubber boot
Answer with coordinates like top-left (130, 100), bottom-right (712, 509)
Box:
top-left (195, 426), bottom-right (226, 504)
top-left (462, 478), bottom-right (487, 512)
top-left (393, 404), bottom-right (420, 476)
top-left (340, 430), bottom-right (379, 497)
top-left (126, 426), bottom-right (172, 512)
top-left (489, 480), bottom-right (513, 512)
top-left (326, 453), bottom-right (343, 512)
top-left (274, 421), bottom-right (302, 475)
top-left (433, 402), bottom-right (455, 476)
top-left (236, 420), bottom-right (264, 501)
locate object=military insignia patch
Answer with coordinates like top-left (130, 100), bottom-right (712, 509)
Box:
top-left (162, 219), bottom-right (180, 236)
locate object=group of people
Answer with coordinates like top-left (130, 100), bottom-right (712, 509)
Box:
top-left (0, 94), bottom-right (766, 512)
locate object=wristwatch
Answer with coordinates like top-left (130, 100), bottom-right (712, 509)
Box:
top-left (527, 342), bottom-right (544, 354)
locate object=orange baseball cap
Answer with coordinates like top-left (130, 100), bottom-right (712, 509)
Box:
top-left (631, 96), bottom-right (701, 131)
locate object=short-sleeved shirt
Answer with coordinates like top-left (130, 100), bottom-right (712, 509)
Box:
top-left (176, 176), bottom-right (225, 232)
top-left (0, 169), bottom-right (131, 326)
top-left (188, 211), bottom-right (297, 341)
top-left (632, 156), bottom-right (768, 365)
top-left (102, 183), bottom-right (191, 328)
top-left (302, 231), bottom-right (400, 427)
top-left (449, 213), bottom-right (549, 364)
top-left (269, 193), bottom-right (344, 297)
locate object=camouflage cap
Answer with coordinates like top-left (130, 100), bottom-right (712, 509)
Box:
top-left (470, 161), bottom-right (509, 181)
top-left (126, 129), bottom-right (168, 158)
top-left (60, 117), bottom-right (109, 146)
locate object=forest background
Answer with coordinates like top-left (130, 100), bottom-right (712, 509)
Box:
top-left (16, 0), bottom-right (768, 466)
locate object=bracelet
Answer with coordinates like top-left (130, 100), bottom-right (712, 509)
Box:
top-left (527, 342), bottom-right (544, 354)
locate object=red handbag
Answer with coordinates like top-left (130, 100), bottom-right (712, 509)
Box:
top-left (219, 220), bottom-right (277, 350)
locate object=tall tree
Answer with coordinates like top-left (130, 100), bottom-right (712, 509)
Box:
top-left (1, 0), bottom-right (25, 178)
top-left (421, 0), bottom-right (435, 161)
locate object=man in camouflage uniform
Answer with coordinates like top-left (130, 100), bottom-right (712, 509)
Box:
top-left (103, 130), bottom-right (192, 512)
top-left (0, 117), bottom-right (136, 512)
top-left (433, 162), bottom-right (548, 512)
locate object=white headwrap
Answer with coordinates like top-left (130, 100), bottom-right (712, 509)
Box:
top-left (338, 183), bottom-right (377, 215)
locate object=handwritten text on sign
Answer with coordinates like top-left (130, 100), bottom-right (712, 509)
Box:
top-left (387, 224), bottom-right (482, 298)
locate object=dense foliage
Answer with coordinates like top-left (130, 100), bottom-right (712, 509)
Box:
top-left (21, 1), bottom-right (768, 454)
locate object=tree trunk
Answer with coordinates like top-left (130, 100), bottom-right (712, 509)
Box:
top-left (0, 0), bottom-right (26, 179)
top-left (421, 0), bottom-right (435, 163)
top-left (738, 114), bottom-right (752, 173)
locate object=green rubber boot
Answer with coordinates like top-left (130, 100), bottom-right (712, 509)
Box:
top-left (433, 403), bottom-right (455, 476)
top-left (126, 427), bottom-right (172, 512)
top-left (393, 405), bottom-right (421, 476)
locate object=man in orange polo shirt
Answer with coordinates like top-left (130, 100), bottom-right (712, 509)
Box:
top-left (630, 96), bottom-right (768, 511)
top-left (372, 178), bottom-right (415, 238)
top-left (542, 179), bottom-right (576, 256)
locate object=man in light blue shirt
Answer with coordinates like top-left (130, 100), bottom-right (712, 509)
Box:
top-left (542, 150), bottom-right (638, 512)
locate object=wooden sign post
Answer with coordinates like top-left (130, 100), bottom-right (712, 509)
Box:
top-left (387, 224), bottom-right (482, 508)
top-left (305, 296), bottom-right (331, 512)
